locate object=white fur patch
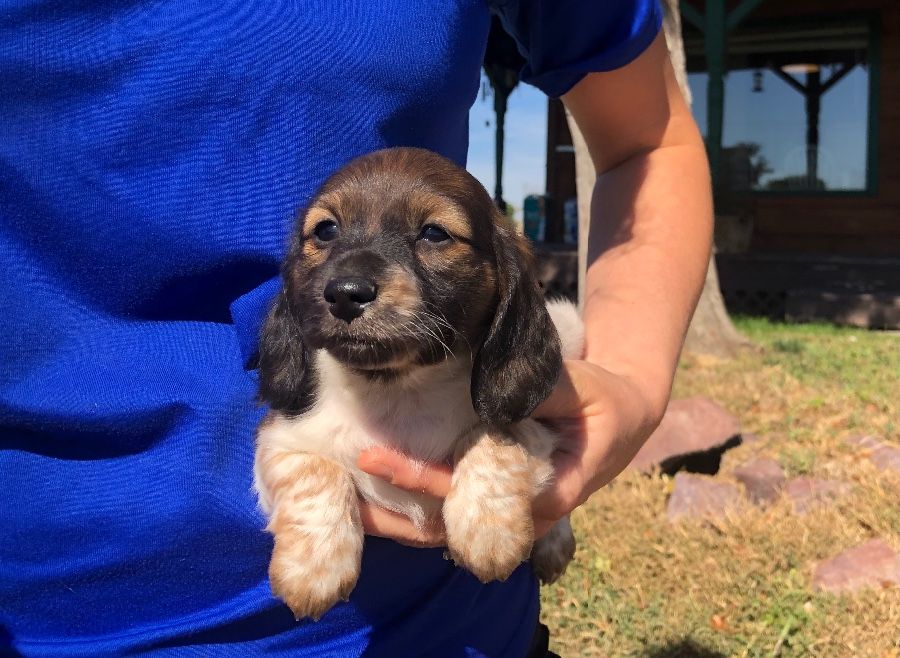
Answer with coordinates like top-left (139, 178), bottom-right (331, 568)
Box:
top-left (546, 298), bottom-right (585, 359)
top-left (255, 351), bottom-right (480, 532)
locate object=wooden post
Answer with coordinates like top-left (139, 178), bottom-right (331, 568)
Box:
top-left (771, 63), bottom-right (853, 189)
top-left (493, 89), bottom-right (507, 209)
top-left (806, 69), bottom-right (821, 188)
top-left (682, 0), bottom-right (769, 188)
top-left (704, 0), bottom-right (726, 189)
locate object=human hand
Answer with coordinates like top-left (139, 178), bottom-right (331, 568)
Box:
top-left (356, 358), bottom-right (663, 546)
top-left (528, 359), bottom-right (663, 537)
top-left (356, 450), bottom-right (451, 548)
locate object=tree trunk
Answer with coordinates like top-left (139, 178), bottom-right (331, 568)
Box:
top-left (661, 0), bottom-right (751, 356)
top-left (571, 0), bottom-right (750, 357)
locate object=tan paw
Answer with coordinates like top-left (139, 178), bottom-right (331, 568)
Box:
top-left (443, 485), bottom-right (534, 583)
top-left (530, 516), bottom-right (576, 585)
top-left (268, 526), bottom-right (363, 621)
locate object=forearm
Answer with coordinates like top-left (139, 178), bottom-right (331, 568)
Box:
top-left (582, 139), bottom-right (712, 422)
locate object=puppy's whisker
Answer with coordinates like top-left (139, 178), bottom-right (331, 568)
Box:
top-left (416, 313), bottom-right (456, 358)
top-left (410, 320), bottom-right (453, 360)
top-left (403, 311), bottom-right (454, 360)
top-left (421, 300), bottom-right (455, 330)
top-left (421, 301), bottom-right (470, 354)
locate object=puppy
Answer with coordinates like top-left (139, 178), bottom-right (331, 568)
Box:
top-left (254, 147), bottom-right (582, 621)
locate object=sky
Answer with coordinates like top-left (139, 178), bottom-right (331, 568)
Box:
top-left (466, 74), bottom-right (548, 216)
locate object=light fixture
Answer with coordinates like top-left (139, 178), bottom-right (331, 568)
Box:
top-left (782, 63), bottom-right (821, 75)
top-left (752, 69), bottom-right (763, 92)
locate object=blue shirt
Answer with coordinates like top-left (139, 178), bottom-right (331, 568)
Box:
top-left (0, 1), bottom-right (661, 655)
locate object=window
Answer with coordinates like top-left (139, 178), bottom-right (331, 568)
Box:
top-left (686, 19), bottom-right (874, 193)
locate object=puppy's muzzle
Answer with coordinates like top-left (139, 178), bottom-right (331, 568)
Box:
top-left (324, 276), bottom-right (378, 323)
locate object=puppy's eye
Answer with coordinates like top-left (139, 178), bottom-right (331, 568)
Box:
top-left (418, 225), bottom-right (451, 243)
top-left (313, 220), bottom-right (339, 242)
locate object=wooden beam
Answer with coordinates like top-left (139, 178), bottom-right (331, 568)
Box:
top-left (726, 0), bottom-right (767, 32)
top-left (770, 67), bottom-right (807, 95)
top-left (680, 2), bottom-right (705, 32)
top-left (821, 63), bottom-right (855, 94)
top-left (769, 63), bottom-right (855, 97)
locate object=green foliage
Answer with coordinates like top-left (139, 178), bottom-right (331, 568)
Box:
top-left (734, 316), bottom-right (899, 414)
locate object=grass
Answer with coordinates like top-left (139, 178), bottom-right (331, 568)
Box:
top-left (541, 319), bottom-right (900, 657)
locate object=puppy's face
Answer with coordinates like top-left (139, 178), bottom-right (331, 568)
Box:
top-left (285, 149), bottom-right (498, 372)
top-left (260, 147), bottom-right (561, 425)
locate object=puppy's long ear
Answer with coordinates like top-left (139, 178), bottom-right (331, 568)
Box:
top-left (471, 221), bottom-right (562, 426)
top-left (257, 289), bottom-right (316, 415)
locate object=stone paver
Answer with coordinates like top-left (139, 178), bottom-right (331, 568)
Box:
top-left (812, 538), bottom-right (900, 593)
top-left (630, 397), bottom-right (741, 474)
top-left (846, 434), bottom-right (900, 474)
top-left (667, 472), bottom-right (742, 522)
top-left (732, 457), bottom-right (786, 505)
top-left (785, 477), bottom-right (850, 514)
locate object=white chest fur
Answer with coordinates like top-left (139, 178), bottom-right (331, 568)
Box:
top-left (255, 351), bottom-right (479, 529)
top-left (254, 299), bottom-right (583, 530)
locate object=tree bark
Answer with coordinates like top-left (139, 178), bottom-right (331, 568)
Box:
top-left (571, 0), bottom-right (750, 357)
top-left (661, 0), bottom-right (751, 357)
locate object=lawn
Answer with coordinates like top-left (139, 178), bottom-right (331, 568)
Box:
top-left (541, 318), bottom-right (900, 657)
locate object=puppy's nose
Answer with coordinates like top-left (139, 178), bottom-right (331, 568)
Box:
top-left (324, 276), bottom-right (377, 323)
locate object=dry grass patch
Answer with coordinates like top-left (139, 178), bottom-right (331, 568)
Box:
top-left (542, 320), bottom-right (900, 657)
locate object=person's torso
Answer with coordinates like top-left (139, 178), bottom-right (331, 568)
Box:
top-left (0, 2), bottom-right (539, 655)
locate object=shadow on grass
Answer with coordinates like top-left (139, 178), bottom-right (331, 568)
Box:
top-left (644, 639), bottom-right (727, 658)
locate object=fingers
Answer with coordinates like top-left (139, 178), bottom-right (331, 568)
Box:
top-left (357, 447), bottom-right (453, 498)
top-left (356, 448), bottom-right (452, 547)
top-left (358, 499), bottom-right (446, 548)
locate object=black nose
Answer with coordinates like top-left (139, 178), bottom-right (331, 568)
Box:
top-left (324, 276), bottom-right (378, 323)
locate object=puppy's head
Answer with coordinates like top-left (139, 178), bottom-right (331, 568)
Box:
top-left (258, 147), bottom-right (561, 425)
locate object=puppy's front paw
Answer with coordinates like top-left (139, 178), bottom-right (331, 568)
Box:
top-left (268, 524), bottom-right (363, 621)
top-left (530, 516), bottom-right (576, 585)
top-left (444, 487), bottom-right (533, 582)
top-left (255, 451), bottom-right (363, 621)
top-left (443, 434), bottom-right (535, 583)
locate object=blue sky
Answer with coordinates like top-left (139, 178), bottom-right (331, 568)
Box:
top-left (466, 74), bottom-right (548, 215)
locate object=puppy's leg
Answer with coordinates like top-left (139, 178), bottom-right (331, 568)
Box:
top-left (512, 419), bottom-right (577, 584)
top-left (256, 447), bottom-right (363, 620)
top-left (443, 427), bottom-right (535, 582)
top-left (530, 516), bottom-right (576, 584)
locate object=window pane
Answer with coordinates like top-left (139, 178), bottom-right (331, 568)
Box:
top-left (686, 21), bottom-right (871, 193)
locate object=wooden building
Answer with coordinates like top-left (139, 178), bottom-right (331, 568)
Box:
top-left (544, 0), bottom-right (900, 327)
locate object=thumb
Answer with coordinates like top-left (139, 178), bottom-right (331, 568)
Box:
top-left (533, 360), bottom-right (588, 419)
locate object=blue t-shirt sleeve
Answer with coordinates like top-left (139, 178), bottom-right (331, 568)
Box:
top-left (490, 0), bottom-right (664, 97)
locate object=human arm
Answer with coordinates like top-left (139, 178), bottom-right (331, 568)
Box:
top-left (359, 32), bottom-right (712, 543)
top-left (528, 31), bottom-right (712, 529)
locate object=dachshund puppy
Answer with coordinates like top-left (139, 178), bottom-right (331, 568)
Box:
top-left (254, 147), bottom-right (582, 621)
